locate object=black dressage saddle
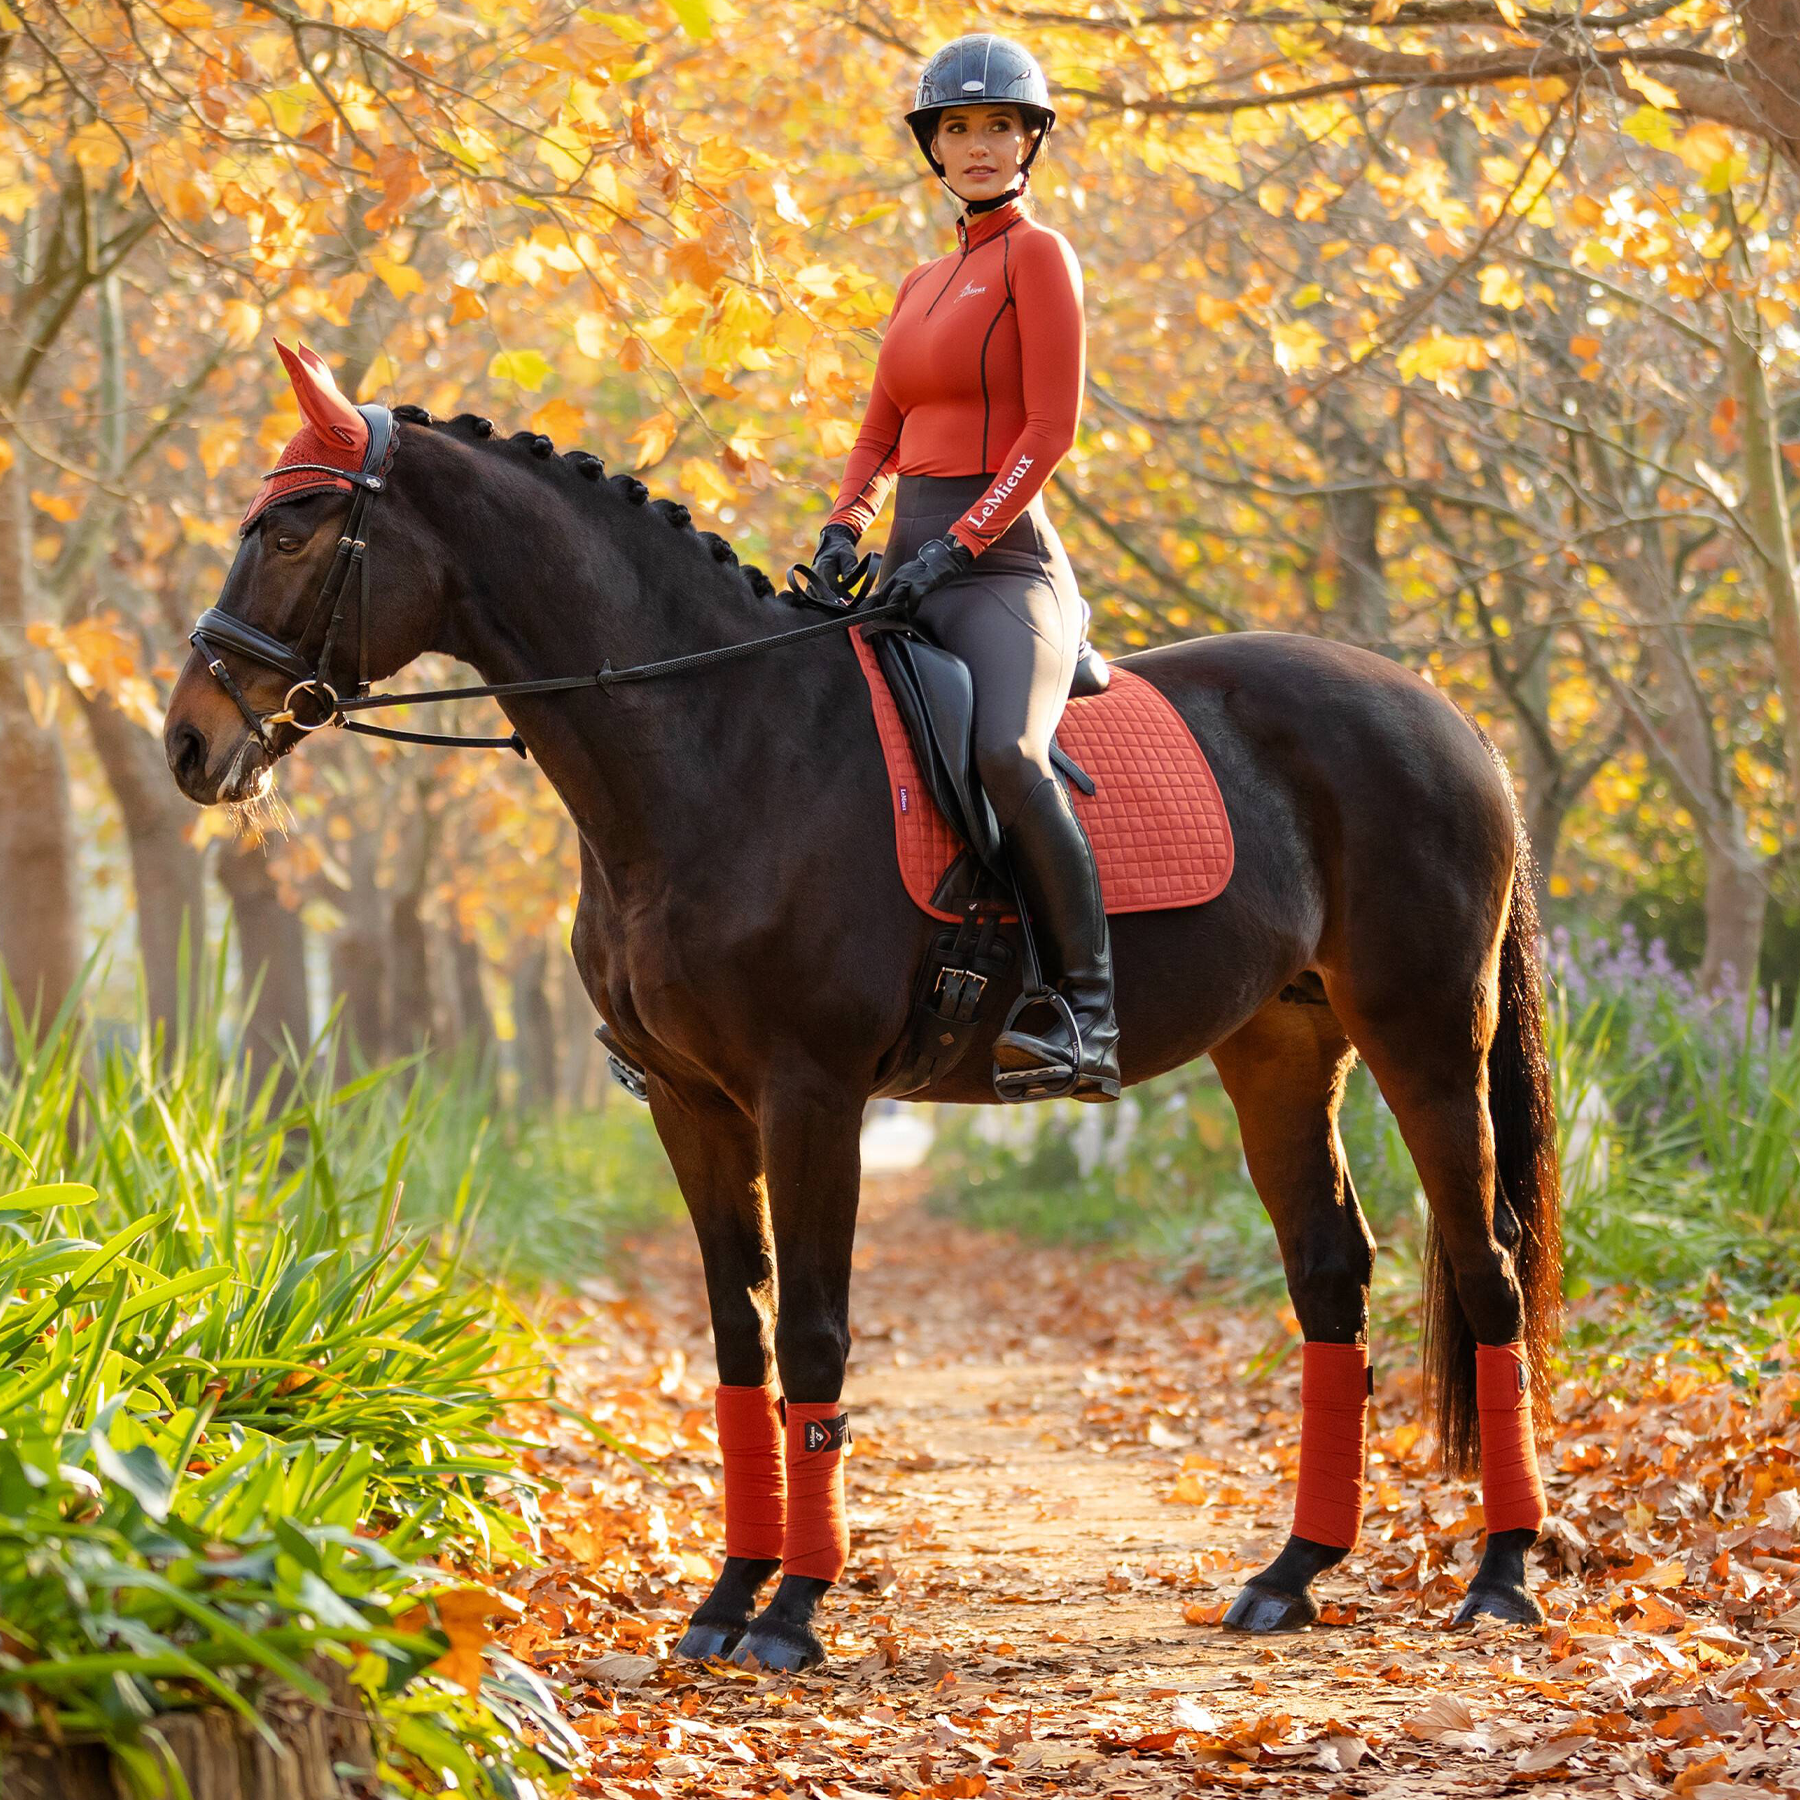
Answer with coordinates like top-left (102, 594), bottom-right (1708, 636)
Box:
top-left (858, 616), bottom-right (1096, 913)
top-left (597, 552), bottom-right (1108, 1103)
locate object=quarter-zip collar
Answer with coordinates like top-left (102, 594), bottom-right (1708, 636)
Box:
top-left (954, 193), bottom-right (1027, 253)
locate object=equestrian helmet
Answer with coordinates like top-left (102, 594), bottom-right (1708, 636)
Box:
top-left (905, 35), bottom-right (1055, 178)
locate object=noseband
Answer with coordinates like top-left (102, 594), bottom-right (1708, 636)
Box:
top-left (188, 402), bottom-right (913, 763)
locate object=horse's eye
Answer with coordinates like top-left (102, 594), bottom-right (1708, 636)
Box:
top-left (274, 533), bottom-right (303, 554)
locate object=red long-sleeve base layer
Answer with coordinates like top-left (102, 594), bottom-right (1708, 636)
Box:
top-left (827, 194), bottom-right (1084, 558)
top-left (715, 1384), bottom-right (785, 1563)
top-left (782, 1403), bottom-right (851, 1581)
top-left (1475, 1342), bottom-right (1548, 1533)
top-left (1293, 1341), bottom-right (1370, 1549)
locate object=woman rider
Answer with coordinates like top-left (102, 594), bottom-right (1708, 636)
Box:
top-left (812, 32), bottom-right (1120, 1103)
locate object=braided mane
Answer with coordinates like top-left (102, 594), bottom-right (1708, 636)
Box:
top-left (392, 403), bottom-right (782, 600)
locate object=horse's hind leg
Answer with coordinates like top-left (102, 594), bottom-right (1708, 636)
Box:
top-left (1334, 952), bottom-right (1549, 1627)
top-left (649, 1076), bottom-right (785, 1662)
top-left (1210, 1000), bottom-right (1376, 1633)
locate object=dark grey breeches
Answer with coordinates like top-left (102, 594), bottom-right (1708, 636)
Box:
top-left (884, 473), bottom-right (1086, 830)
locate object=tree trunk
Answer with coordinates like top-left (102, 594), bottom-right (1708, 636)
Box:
top-left (0, 432), bottom-right (81, 1041)
top-left (329, 835), bottom-right (388, 1063)
top-left (1723, 289), bottom-right (1800, 830)
top-left (79, 690), bottom-right (205, 1042)
top-left (558, 946), bottom-right (600, 1111)
top-left (218, 834), bottom-right (310, 1085)
top-left (386, 783), bottom-right (438, 1053)
top-left (1699, 829), bottom-right (1768, 995)
top-left (511, 938), bottom-right (559, 1105)
top-left (451, 928), bottom-right (496, 1071)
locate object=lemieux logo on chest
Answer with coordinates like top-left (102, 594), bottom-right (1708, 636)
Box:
top-left (954, 280), bottom-right (988, 302)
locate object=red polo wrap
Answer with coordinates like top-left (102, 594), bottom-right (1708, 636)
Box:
top-left (714, 1383), bottom-right (785, 1563)
top-left (783, 1403), bottom-right (850, 1582)
top-left (1475, 1342), bottom-right (1547, 1533)
top-left (1292, 1341), bottom-right (1370, 1550)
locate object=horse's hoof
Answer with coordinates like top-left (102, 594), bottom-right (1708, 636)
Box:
top-left (730, 1618), bottom-right (825, 1673)
top-left (675, 1618), bottom-right (746, 1661)
top-left (1222, 1582), bottom-right (1319, 1633)
top-left (1451, 1582), bottom-right (1543, 1628)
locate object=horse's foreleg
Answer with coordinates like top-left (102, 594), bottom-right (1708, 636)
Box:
top-left (647, 1075), bottom-right (784, 1661)
top-left (1211, 1002), bottom-right (1375, 1633)
top-left (731, 1070), bottom-right (864, 1673)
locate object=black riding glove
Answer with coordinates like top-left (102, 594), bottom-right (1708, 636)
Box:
top-left (812, 522), bottom-right (862, 596)
top-left (880, 534), bottom-right (975, 618)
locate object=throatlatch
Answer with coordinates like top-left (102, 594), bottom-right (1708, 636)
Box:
top-left (1475, 1342), bottom-right (1547, 1533)
top-left (1293, 1341), bottom-right (1372, 1549)
top-left (715, 1384), bottom-right (786, 1563)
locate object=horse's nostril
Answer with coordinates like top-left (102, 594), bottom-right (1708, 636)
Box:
top-left (170, 721), bottom-right (207, 784)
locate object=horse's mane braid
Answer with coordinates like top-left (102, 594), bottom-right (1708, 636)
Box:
top-left (422, 407), bottom-right (782, 599)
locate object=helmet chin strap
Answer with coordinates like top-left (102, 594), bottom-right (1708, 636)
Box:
top-left (958, 177), bottom-right (1027, 214)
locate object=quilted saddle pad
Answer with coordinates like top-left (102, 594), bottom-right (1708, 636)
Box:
top-left (850, 627), bottom-right (1234, 923)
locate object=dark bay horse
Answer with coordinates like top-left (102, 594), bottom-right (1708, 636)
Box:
top-left (164, 385), bottom-right (1562, 1672)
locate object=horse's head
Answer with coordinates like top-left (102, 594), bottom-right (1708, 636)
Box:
top-left (165, 341), bottom-right (450, 805)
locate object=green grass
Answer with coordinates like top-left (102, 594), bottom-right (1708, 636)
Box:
top-left (0, 962), bottom-right (672, 1799)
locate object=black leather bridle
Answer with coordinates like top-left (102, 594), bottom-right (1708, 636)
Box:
top-left (189, 401), bottom-right (909, 763)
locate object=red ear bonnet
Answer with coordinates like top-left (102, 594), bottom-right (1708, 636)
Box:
top-left (240, 339), bottom-right (374, 532)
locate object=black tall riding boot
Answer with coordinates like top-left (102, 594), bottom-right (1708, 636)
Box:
top-left (992, 774), bottom-right (1121, 1103)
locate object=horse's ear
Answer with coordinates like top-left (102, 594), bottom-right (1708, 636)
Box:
top-left (274, 338), bottom-right (368, 457)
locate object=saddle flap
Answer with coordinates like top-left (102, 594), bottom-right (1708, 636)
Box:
top-left (869, 627), bottom-right (1005, 875)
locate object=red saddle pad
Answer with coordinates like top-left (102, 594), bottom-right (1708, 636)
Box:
top-left (850, 627), bottom-right (1234, 923)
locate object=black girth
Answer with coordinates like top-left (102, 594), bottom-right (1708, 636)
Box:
top-left (190, 403), bottom-right (907, 762)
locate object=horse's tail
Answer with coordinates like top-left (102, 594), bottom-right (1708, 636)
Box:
top-left (1421, 806), bottom-right (1564, 1476)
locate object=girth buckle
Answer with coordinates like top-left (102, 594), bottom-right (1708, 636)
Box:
top-left (930, 965), bottom-right (988, 1023)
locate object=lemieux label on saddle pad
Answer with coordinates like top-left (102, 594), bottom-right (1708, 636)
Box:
top-left (850, 627), bottom-right (1235, 924)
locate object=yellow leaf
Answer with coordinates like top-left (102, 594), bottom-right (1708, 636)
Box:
top-left (488, 349), bottom-right (553, 392)
top-left (357, 354), bottom-right (400, 402)
top-left (628, 409), bottom-right (677, 469)
top-left (0, 437), bottom-right (13, 477)
top-left (1270, 318), bottom-right (1326, 374)
top-left (1569, 333), bottom-right (1602, 359)
top-left (219, 300), bottom-right (262, 348)
top-left (532, 397), bottom-right (586, 440)
top-left (664, 0), bottom-right (712, 39)
top-left (30, 489), bottom-right (78, 524)
top-left (678, 455), bottom-right (735, 512)
top-left (449, 286), bottom-right (486, 326)
top-left (1478, 264), bottom-right (1525, 310)
top-left (71, 123), bottom-right (124, 177)
top-left (1620, 60), bottom-right (1681, 112)
top-left (370, 254), bottom-right (425, 299)
top-left (1494, 0), bottom-right (1524, 25)
top-left (1622, 105), bottom-right (1676, 151)
top-left (1369, 0), bottom-right (1400, 19)
top-left (573, 312), bottom-right (610, 361)
top-left (196, 425), bottom-right (241, 481)
top-left (1570, 194), bottom-right (1606, 227)
top-left (1195, 294), bottom-right (1237, 329)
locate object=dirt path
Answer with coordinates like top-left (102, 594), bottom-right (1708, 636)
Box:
top-left (511, 1177), bottom-right (1800, 1799)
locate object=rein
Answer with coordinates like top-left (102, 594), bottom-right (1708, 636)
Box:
top-left (191, 404), bottom-right (901, 762)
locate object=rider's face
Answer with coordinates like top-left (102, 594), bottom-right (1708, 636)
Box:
top-left (930, 105), bottom-right (1031, 203)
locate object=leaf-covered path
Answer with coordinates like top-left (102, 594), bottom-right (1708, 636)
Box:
top-left (509, 1176), bottom-right (1800, 1799)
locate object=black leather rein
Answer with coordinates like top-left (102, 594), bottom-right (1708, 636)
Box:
top-left (191, 402), bottom-right (903, 763)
